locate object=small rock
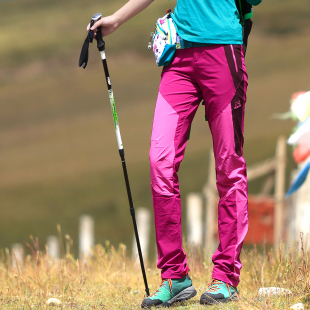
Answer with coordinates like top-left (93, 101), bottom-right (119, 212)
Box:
top-left (46, 298), bottom-right (61, 306)
top-left (290, 303), bottom-right (304, 310)
top-left (258, 287), bottom-right (292, 300)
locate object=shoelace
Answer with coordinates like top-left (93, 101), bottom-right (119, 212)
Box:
top-left (152, 279), bottom-right (173, 297)
top-left (206, 279), bottom-right (232, 297)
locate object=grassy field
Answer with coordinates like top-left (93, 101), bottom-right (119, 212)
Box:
top-left (0, 240), bottom-right (310, 309)
top-left (0, 0), bottom-right (310, 253)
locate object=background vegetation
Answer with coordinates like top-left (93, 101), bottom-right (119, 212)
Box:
top-left (0, 0), bottom-right (310, 256)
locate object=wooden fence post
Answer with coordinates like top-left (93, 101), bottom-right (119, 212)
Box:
top-left (132, 208), bottom-right (151, 263)
top-left (186, 193), bottom-right (203, 246)
top-left (47, 236), bottom-right (60, 260)
top-left (12, 243), bottom-right (24, 269)
top-left (203, 149), bottom-right (217, 259)
top-left (274, 136), bottom-right (286, 247)
top-left (79, 215), bottom-right (95, 259)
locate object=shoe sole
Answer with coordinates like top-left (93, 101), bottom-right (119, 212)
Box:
top-left (200, 292), bottom-right (239, 305)
top-left (160, 285), bottom-right (197, 308)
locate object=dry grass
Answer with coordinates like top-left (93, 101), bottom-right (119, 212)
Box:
top-left (1, 235), bottom-right (310, 309)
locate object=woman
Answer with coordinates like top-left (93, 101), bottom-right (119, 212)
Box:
top-left (88, 0), bottom-right (261, 307)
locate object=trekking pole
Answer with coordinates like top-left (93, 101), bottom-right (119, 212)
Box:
top-left (80, 13), bottom-right (150, 297)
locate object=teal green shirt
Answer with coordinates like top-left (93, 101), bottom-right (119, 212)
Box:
top-left (171, 0), bottom-right (250, 44)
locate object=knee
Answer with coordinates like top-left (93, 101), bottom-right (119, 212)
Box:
top-left (149, 144), bottom-right (175, 196)
top-left (216, 153), bottom-right (247, 196)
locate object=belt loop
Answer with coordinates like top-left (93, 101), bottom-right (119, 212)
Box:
top-left (180, 38), bottom-right (185, 49)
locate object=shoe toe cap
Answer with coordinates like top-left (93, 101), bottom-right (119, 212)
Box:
top-left (141, 298), bottom-right (162, 308)
top-left (200, 292), bottom-right (224, 304)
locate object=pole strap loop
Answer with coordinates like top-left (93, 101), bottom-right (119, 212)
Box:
top-left (79, 34), bottom-right (90, 69)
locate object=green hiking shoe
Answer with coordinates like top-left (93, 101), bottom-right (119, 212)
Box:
top-left (200, 279), bottom-right (239, 305)
top-left (141, 274), bottom-right (197, 308)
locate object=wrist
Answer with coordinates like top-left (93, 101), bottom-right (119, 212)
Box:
top-left (113, 12), bottom-right (123, 28)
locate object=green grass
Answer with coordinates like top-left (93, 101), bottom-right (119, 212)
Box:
top-left (0, 0), bottom-right (309, 253)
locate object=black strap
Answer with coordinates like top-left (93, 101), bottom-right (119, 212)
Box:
top-left (235, 0), bottom-right (252, 25)
top-left (243, 18), bottom-right (253, 56)
top-left (79, 35), bottom-right (90, 69)
top-left (235, 0), bottom-right (253, 57)
top-left (79, 26), bottom-right (105, 68)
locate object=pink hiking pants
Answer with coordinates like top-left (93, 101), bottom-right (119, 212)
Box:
top-left (149, 45), bottom-right (248, 287)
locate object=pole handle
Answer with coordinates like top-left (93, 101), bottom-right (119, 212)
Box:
top-left (96, 24), bottom-right (105, 51)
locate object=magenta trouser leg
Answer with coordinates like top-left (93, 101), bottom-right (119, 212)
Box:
top-left (149, 45), bottom-right (249, 286)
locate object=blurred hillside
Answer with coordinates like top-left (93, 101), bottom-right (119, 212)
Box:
top-left (0, 0), bottom-right (309, 255)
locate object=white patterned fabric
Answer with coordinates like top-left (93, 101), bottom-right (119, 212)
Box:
top-left (152, 13), bottom-right (179, 66)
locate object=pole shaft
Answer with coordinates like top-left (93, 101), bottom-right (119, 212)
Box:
top-left (99, 48), bottom-right (150, 297)
top-left (120, 153), bottom-right (150, 296)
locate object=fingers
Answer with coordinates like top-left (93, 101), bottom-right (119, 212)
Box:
top-left (90, 19), bottom-right (102, 31)
top-left (86, 19), bottom-right (101, 32)
top-left (86, 22), bottom-right (98, 37)
top-left (86, 16), bottom-right (115, 37)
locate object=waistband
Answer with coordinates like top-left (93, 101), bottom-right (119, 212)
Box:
top-left (178, 38), bottom-right (213, 49)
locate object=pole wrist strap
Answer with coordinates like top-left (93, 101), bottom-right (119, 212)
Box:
top-left (79, 34), bottom-right (90, 69)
